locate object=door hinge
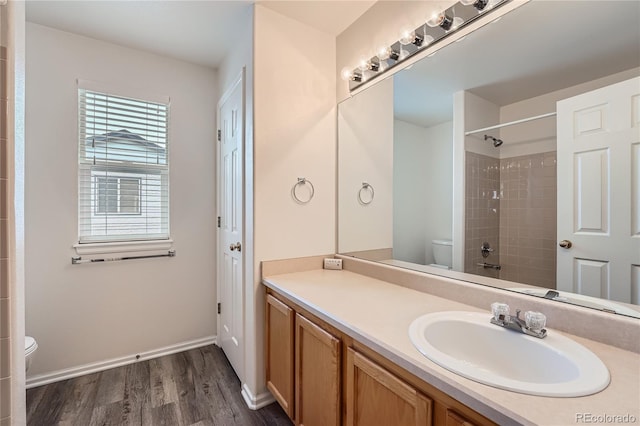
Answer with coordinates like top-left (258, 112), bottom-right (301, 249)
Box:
top-left (217, 129), bottom-right (221, 141)
top-left (217, 216), bottom-right (221, 228)
top-left (217, 302), bottom-right (221, 314)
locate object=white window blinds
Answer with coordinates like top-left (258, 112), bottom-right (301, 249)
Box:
top-left (78, 88), bottom-right (170, 243)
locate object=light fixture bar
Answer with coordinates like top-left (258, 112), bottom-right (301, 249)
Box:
top-left (346, 0), bottom-right (510, 91)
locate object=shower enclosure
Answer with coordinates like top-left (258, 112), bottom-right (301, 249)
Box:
top-left (464, 150), bottom-right (557, 288)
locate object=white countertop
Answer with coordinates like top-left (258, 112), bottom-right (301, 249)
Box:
top-left (262, 269), bottom-right (640, 426)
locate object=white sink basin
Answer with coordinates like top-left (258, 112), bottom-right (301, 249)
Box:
top-left (409, 311), bottom-right (610, 397)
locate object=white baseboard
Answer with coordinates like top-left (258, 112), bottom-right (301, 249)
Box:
top-left (26, 335), bottom-right (216, 389)
top-left (241, 382), bottom-right (276, 410)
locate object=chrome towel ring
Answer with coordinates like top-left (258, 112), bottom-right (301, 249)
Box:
top-left (358, 182), bottom-right (374, 205)
top-left (292, 177), bottom-right (315, 204)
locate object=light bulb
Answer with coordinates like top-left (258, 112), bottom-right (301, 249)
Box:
top-left (340, 67), bottom-right (353, 81)
top-left (377, 46), bottom-right (391, 61)
top-left (341, 68), bottom-right (362, 82)
top-left (358, 58), bottom-right (369, 71)
top-left (427, 11), bottom-right (454, 30)
top-left (399, 29), bottom-right (416, 45)
top-left (426, 11), bottom-right (445, 27)
top-left (380, 47), bottom-right (400, 62)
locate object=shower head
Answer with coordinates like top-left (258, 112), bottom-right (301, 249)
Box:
top-left (484, 134), bottom-right (503, 147)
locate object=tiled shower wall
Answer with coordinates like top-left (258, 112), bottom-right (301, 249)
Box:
top-left (465, 151), bottom-right (557, 287)
top-left (0, 41), bottom-right (10, 424)
top-left (465, 152), bottom-right (501, 279)
top-left (499, 152), bottom-right (557, 288)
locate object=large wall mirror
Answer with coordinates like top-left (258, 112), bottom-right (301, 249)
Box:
top-left (338, 0), bottom-right (640, 318)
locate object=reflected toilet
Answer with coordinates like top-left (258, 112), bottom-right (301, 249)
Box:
top-left (429, 239), bottom-right (453, 269)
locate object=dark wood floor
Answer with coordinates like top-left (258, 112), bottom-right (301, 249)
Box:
top-left (26, 345), bottom-right (292, 426)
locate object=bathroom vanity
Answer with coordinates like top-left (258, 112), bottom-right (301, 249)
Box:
top-left (265, 288), bottom-right (494, 426)
top-left (262, 257), bottom-right (640, 426)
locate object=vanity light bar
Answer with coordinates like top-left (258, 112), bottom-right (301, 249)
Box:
top-left (344, 0), bottom-right (510, 91)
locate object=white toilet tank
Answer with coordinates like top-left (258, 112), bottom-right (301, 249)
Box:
top-left (431, 239), bottom-right (453, 268)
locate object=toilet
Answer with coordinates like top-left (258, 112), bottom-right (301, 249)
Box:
top-left (25, 336), bottom-right (38, 372)
top-left (429, 239), bottom-right (453, 269)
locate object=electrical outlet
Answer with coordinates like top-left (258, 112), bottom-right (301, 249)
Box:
top-left (323, 258), bottom-right (343, 270)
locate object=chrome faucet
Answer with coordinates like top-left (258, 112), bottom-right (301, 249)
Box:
top-left (490, 303), bottom-right (547, 339)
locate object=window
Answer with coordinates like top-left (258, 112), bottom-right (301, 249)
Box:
top-left (78, 88), bottom-right (170, 243)
top-left (94, 176), bottom-right (141, 215)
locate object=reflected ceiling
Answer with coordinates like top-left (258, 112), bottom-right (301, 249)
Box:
top-left (394, 1), bottom-right (640, 127)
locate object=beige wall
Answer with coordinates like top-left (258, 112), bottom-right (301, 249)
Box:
top-left (248, 4), bottom-right (336, 402)
top-left (25, 23), bottom-right (218, 379)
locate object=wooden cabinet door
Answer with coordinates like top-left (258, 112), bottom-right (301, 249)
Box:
top-left (295, 314), bottom-right (341, 426)
top-left (445, 409), bottom-right (478, 426)
top-left (265, 295), bottom-right (295, 419)
top-left (346, 348), bottom-right (433, 426)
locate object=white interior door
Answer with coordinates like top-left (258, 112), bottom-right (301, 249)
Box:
top-left (217, 71), bottom-right (244, 378)
top-left (557, 76), bottom-right (640, 304)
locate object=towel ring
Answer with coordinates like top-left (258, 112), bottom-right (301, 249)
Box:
top-left (358, 182), bottom-right (374, 205)
top-left (292, 177), bottom-right (315, 204)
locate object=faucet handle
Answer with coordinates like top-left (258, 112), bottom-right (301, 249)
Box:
top-left (491, 302), bottom-right (510, 321)
top-left (525, 311), bottom-right (547, 332)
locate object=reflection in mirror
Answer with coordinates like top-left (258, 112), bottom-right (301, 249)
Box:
top-left (337, 1), bottom-right (640, 318)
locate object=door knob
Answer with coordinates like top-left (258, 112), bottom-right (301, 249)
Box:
top-left (229, 242), bottom-right (242, 252)
top-left (559, 240), bottom-right (572, 249)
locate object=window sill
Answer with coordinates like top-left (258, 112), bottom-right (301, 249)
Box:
top-left (73, 239), bottom-right (174, 255)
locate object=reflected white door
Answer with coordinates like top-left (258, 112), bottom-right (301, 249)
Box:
top-left (557, 77), bottom-right (640, 304)
top-left (218, 71), bottom-right (244, 377)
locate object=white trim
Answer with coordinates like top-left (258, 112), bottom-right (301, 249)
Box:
top-left (217, 69), bottom-right (244, 108)
top-left (241, 383), bottom-right (276, 410)
top-left (26, 335), bottom-right (216, 389)
top-left (73, 239), bottom-right (174, 255)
